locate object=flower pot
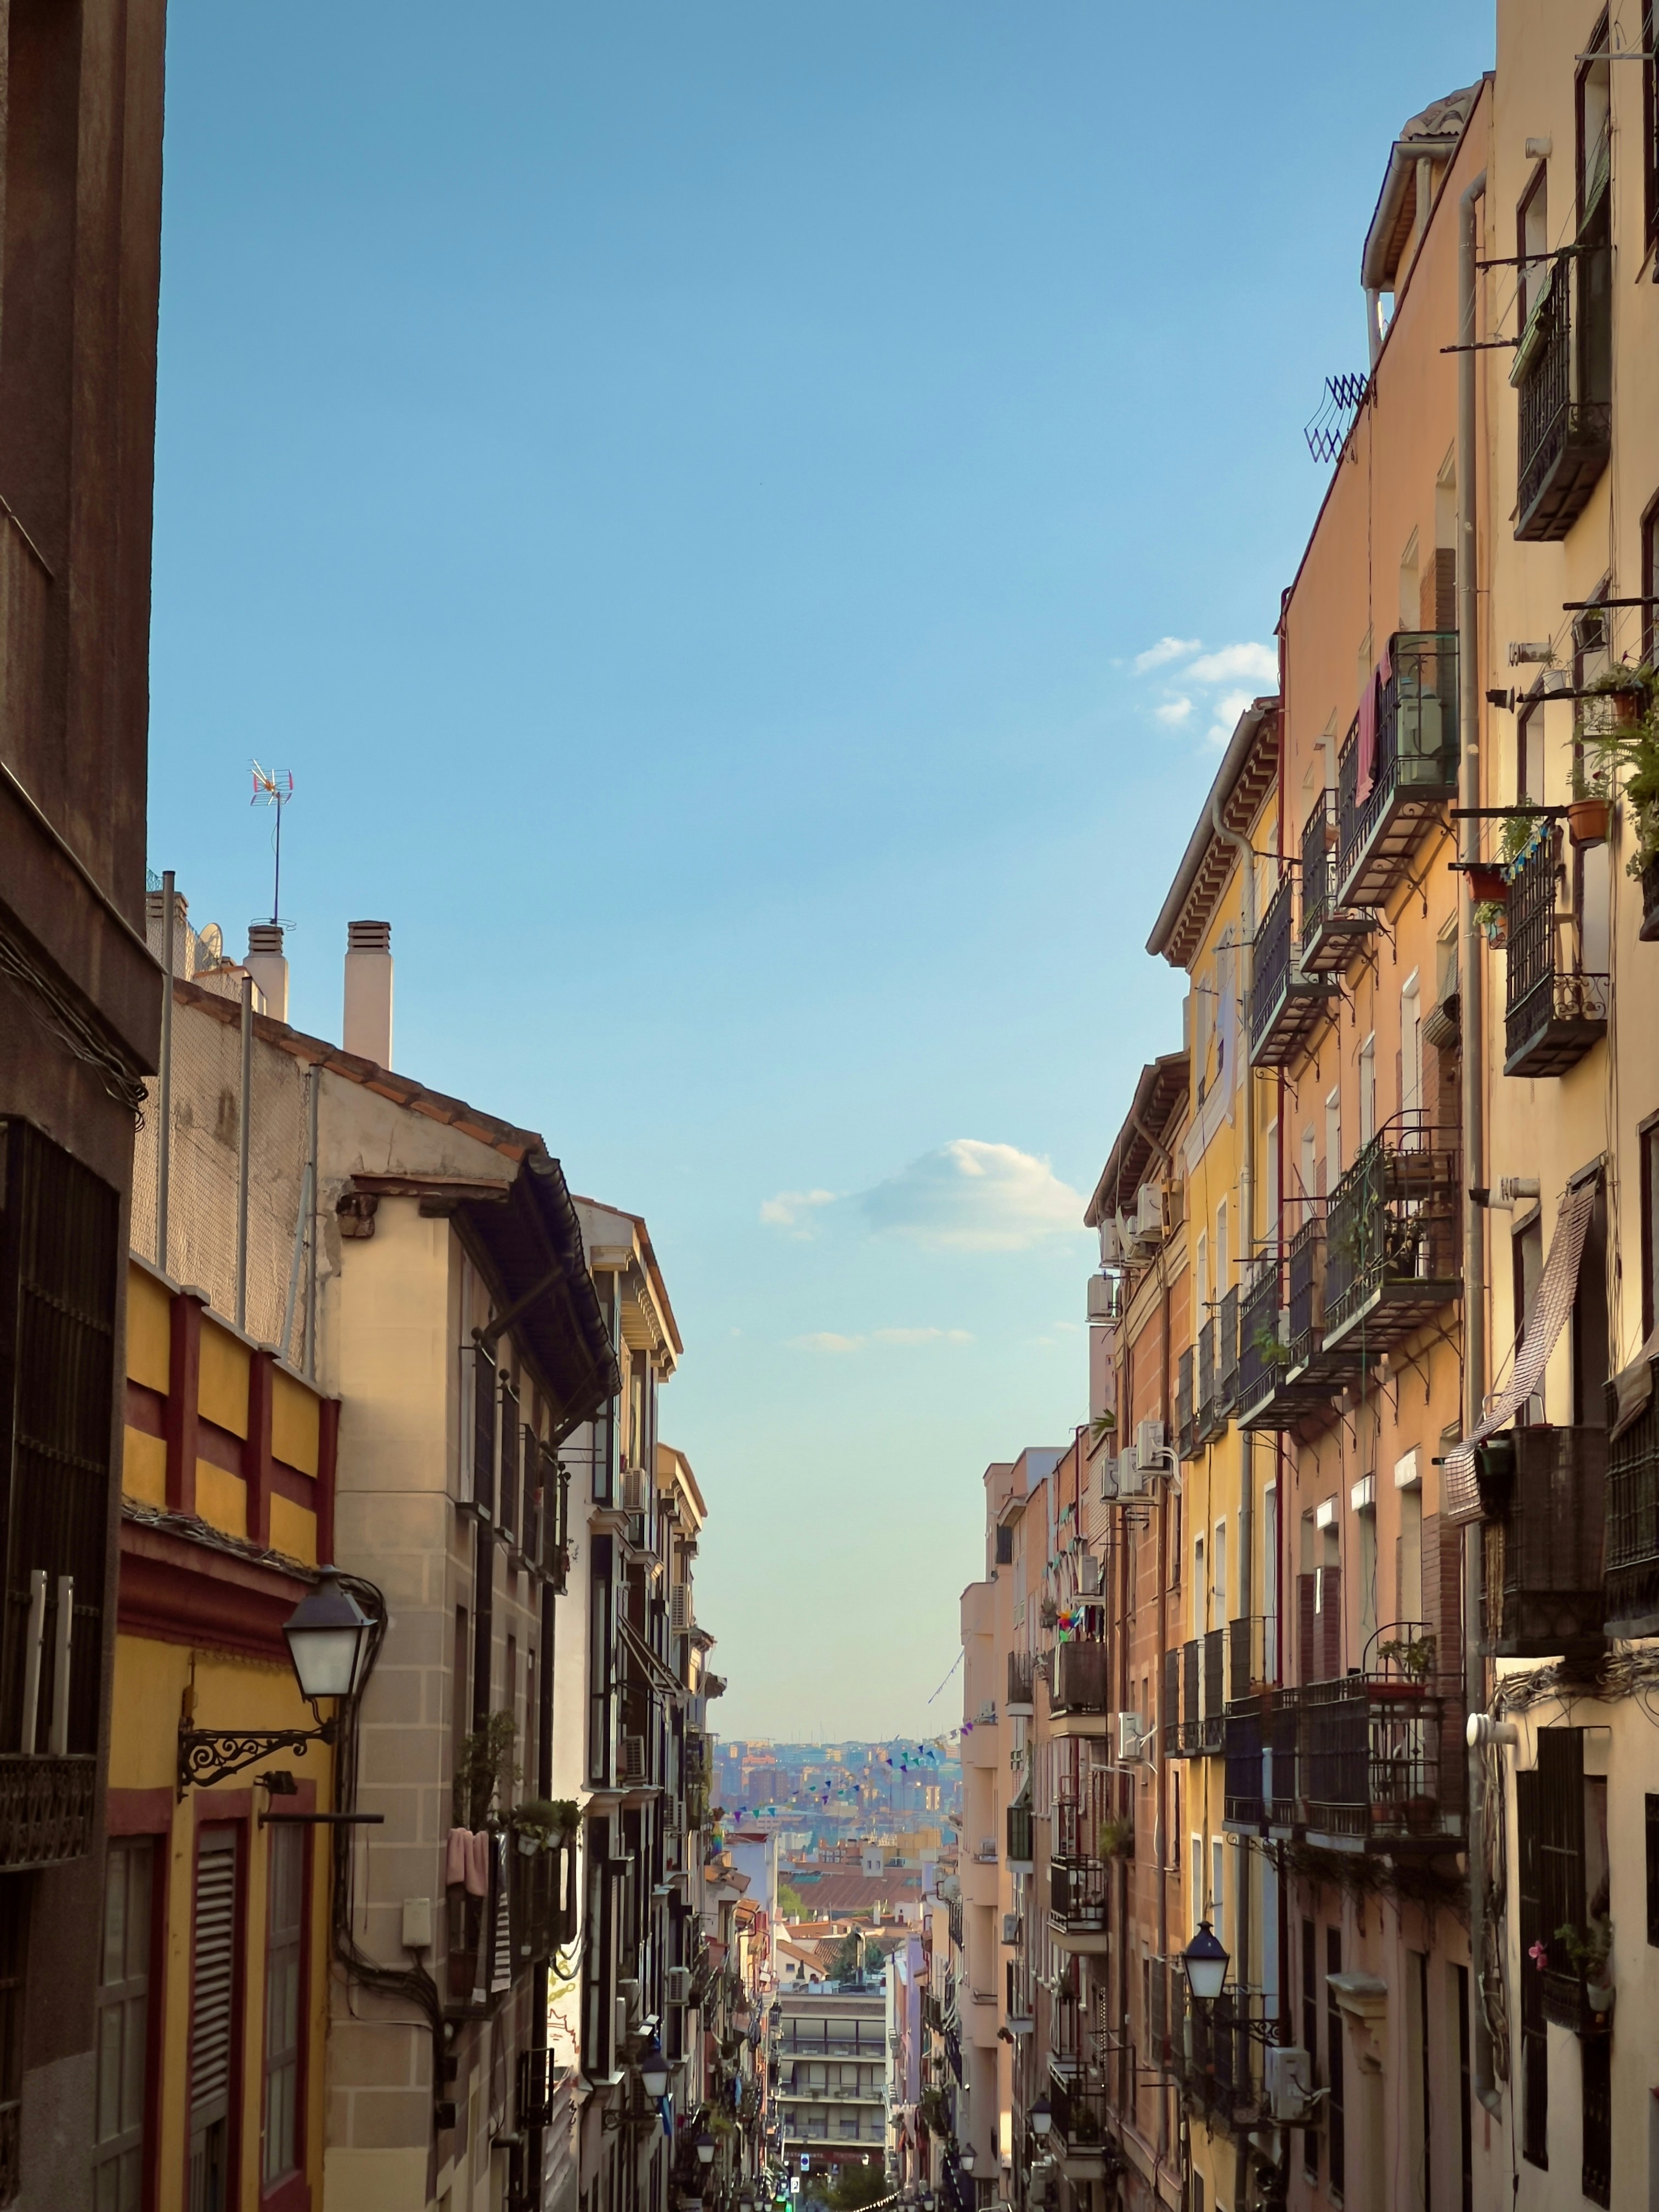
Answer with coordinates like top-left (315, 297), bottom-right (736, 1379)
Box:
top-left (1468, 864), bottom-right (1508, 905)
top-left (1585, 1978), bottom-right (1615, 2015)
top-left (1611, 687), bottom-right (1646, 731)
top-left (1568, 797), bottom-right (1610, 847)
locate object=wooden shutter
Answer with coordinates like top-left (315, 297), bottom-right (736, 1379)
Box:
top-left (190, 1829), bottom-right (239, 2207)
top-left (1319, 1566), bottom-right (1342, 1681)
top-left (522, 1424), bottom-right (538, 1558)
top-left (1298, 1573), bottom-right (1317, 1685)
top-left (93, 1837), bottom-right (154, 2207)
top-left (1516, 1768), bottom-right (1548, 2168)
top-left (262, 1825), bottom-right (304, 2187)
top-left (472, 1348), bottom-right (496, 1518)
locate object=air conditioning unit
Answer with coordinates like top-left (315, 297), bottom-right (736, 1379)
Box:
top-left (667, 1965), bottom-right (693, 2005)
top-left (1132, 1182), bottom-right (1165, 1245)
top-left (1077, 1555), bottom-right (1104, 1598)
top-left (1134, 1418), bottom-right (1167, 1473)
top-left (1001, 1914), bottom-right (1019, 1945)
top-left (1086, 1273), bottom-right (1117, 1322)
top-left (1265, 2045), bottom-right (1317, 2124)
top-left (1116, 1712), bottom-right (1147, 1764)
top-left (979, 1837), bottom-right (997, 1861)
top-left (670, 1586), bottom-right (693, 1634)
top-left (619, 1736), bottom-right (647, 1785)
top-left (1098, 1219), bottom-right (1124, 1267)
top-left (621, 1466), bottom-right (650, 1514)
top-left (1114, 1449), bottom-right (1146, 1499)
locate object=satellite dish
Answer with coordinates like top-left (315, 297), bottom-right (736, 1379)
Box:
top-left (198, 923), bottom-right (224, 966)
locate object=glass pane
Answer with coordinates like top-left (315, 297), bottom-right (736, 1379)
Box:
top-left (95, 2004), bottom-right (123, 2140)
top-left (120, 1994), bottom-right (147, 2131)
top-left (125, 1844), bottom-right (151, 1980)
top-left (100, 1846), bottom-right (127, 1990)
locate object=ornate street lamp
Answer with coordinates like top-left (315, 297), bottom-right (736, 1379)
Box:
top-left (641, 2044), bottom-right (671, 2100)
top-left (1028, 2098), bottom-right (1052, 2140)
top-left (697, 2132), bottom-right (718, 2169)
top-left (957, 2149), bottom-right (975, 2176)
top-left (1180, 1921), bottom-right (1230, 2009)
top-left (178, 1566), bottom-right (377, 1795)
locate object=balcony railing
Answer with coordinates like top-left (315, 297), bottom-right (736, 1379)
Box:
top-left (1006, 1651), bottom-right (1035, 1716)
top-left (1237, 1252), bottom-right (1332, 1433)
top-left (1049, 2073), bottom-right (1110, 2172)
top-left (1163, 1646), bottom-right (1182, 1760)
top-left (1201, 1628), bottom-right (1226, 1754)
top-left (1006, 1802), bottom-right (1035, 1871)
top-left (1502, 829), bottom-right (1609, 1076)
top-left (1515, 248), bottom-right (1612, 541)
top-left (1051, 1640), bottom-right (1108, 1716)
top-left (1228, 1614), bottom-right (1272, 1700)
top-left (1223, 1692), bottom-right (1265, 1829)
top-left (1267, 1688), bottom-right (1300, 1828)
top-left (1322, 1116), bottom-right (1460, 1352)
top-left (1180, 1639), bottom-right (1201, 1755)
top-left (1181, 1988), bottom-right (1270, 2135)
top-left (1299, 1677), bottom-right (1455, 1849)
top-left (1335, 634), bottom-right (1459, 905)
top-left (1048, 1855), bottom-right (1110, 1951)
top-left (1197, 1317), bottom-right (1218, 1440)
top-left (1605, 1358), bottom-right (1659, 1637)
top-left (1177, 1347), bottom-right (1200, 1461)
top-left (1480, 1425), bottom-right (1607, 1658)
top-left (1249, 870), bottom-right (1339, 1068)
top-left (1218, 1285), bottom-right (1239, 1414)
top-left (0, 1755), bottom-right (96, 1874)
top-left (1300, 789), bottom-right (1374, 973)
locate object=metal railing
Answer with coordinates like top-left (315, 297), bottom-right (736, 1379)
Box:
top-left (1227, 1615), bottom-right (1271, 1701)
top-left (1284, 1212), bottom-right (1326, 1372)
top-left (1300, 789), bottom-right (1336, 947)
top-left (1163, 1647), bottom-right (1182, 1760)
top-left (1322, 1114), bottom-right (1459, 1343)
top-left (1267, 1688), bottom-right (1300, 1827)
top-left (1201, 1629), bottom-right (1226, 1754)
top-left (1606, 1358), bottom-right (1659, 1635)
top-left (1485, 1425), bottom-right (1607, 1656)
top-left (1177, 1347), bottom-right (1199, 1460)
top-left (1335, 633), bottom-right (1459, 902)
top-left (1223, 1693), bottom-right (1265, 1826)
top-left (1197, 1317), bottom-right (1218, 1439)
top-left (1515, 248), bottom-right (1612, 539)
top-left (1502, 829), bottom-right (1609, 1076)
top-left (1181, 1640), bottom-right (1201, 1755)
top-left (1299, 1677), bottom-right (1450, 1846)
top-left (1048, 2074), bottom-right (1109, 2151)
top-left (1049, 1854), bottom-right (1109, 1939)
top-left (1006, 1651), bottom-right (1035, 1712)
top-left (1006, 1803), bottom-right (1034, 1866)
top-left (1235, 1257), bottom-right (1284, 1417)
top-left (1248, 871), bottom-right (1296, 1058)
top-left (1218, 1285), bottom-right (1239, 1414)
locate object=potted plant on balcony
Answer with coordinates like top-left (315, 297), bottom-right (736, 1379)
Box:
top-left (1096, 1815), bottom-right (1133, 1860)
top-left (1374, 1631), bottom-right (1436, 1695)
top-left (1581, 667), bottom-right (1659, 934)
top-left (1556, 1913), bottom-right (1615, 2021)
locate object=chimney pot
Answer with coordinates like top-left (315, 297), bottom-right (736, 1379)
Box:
top-left (343, 919), bottom-right (393, 1066)
top-left (245, 923), bottom-right (289, 1022)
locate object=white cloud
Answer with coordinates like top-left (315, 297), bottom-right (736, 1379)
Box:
top-left (789, 1327), bottom-right (973, 1353)
top-left (1135, 635), bottom-right (1202, 674)
top-left (1205, 688), bottom-right (1256, 746)
top-left (1186, 642), bottom-right (1277, 687)
top-left (856, 1138), bottom-right (1087, 1252)
top-left (760, 1188), bottom-right (837, 1237)
top-left (1154, 697), bottom-right (1193, 726)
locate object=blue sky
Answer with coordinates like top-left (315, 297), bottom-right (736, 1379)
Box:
top-left (148, 0), bottom-right (1492, 1741)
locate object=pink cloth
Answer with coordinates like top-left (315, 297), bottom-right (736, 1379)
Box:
top-left (1355, 643), bottom-right (1395, 804)
top-left (445, 1827), bottom-right (471, 1886)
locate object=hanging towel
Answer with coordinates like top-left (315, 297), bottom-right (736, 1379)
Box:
top-left (466, 1829), bottom-right (491, 1899)
top-left (445, 1827), bottom-right (472, 1887)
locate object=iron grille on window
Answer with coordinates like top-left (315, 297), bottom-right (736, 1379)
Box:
top-left (1605, 1358), bottom-right (1659, 1635)
top-left (1285, 1214), bottom-right (1326, 1369)
top-left (1515, 249), bottom-right (1612, 540)
top-left (1323, 1114), bottom-right (1459, 1340)
top-left (0, 1120), bottom-right (117, 1875)
top-left (472, 1347), bottom-right (496, 1517)
top-left (1334, 634), bottom-right (1459, 902)
top-left (1235, 1257), bottom-right (1283, 1413)
top-left (1177, 1349), bottom-right (1198, 1460)
top-left (1503, 830), bottom-right (1609, 1075)
top-left (1300, 790), bottom-right (1336, 947)
top-left (1218, 1286), bottom-right (1239, 1411)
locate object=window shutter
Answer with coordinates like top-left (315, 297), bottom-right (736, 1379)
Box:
top-left (1320, 1566), bottom-right (1342, 1681)
top-left (1516, 1768), bottom-right (1548, 2167)
top-left (522, 1424), bottom-right (538, 1556)
top-left (472, 1348), bottom-right (496, 1518)
top-left (1298, 1573), bottom-right (1317, 1685)
top-left (189, 1831), bottom-right (239, 2198)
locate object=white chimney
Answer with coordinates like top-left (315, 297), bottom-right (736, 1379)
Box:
top-left (246, 923), bottom-right (288, 1023)
top-left (343, 919), bottom-right (393, 1065)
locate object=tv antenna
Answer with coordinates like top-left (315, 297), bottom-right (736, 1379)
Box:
top-left (250, 762), bottom-right (294, 925)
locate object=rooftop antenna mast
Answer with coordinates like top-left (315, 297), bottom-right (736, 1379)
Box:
top-left (250, 761), bottom-right (294, 923)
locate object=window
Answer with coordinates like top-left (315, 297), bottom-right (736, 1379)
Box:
top-left (1401, 974), bottom-right (1423, 1128)
top-left (263, 1826), bottom-right (305, 2191)
top-left (94, 1839), bottom-right (154, 2210)
top-left (1578, 19), bottom-right (1611, 224)
top-left (1517, 160), bottom-right (1548, 325)
top-left (1454, 1962), bottom-right (1473, 2212)
top-left (1512, 1211), bottom-right (1545, 1422)
top-left (1195, 1231), bottom-right (1208, 1322)
top-left (1517, 1764), bottom-right (1550, 2169)
top-left (1211, 1841), bottom-right (1224, 1948)
top-left (1302, 1918), bottom-right (1321, 2182)
top-left (1643, 1119), bottom-right (1659, 1344)
top-left (1358, 1035), bottom-right (1376, 1148)
top-left (1214, 1201), bottom-right (1228, 1301)
top-left (1190, 1835), bottom-right (1203, 1937)
top-left (1648, 1793), bottom-right (1659, 1946)
top-left (1212, 1521), bottom-right (1227, 1626)
top-left (1517, 693), bottom-right (1546, 809)
top-left (587, 1537), bottom-right (615, 1785)
top-left (1301, 1125), bottom-right (1318, 1206)
top-left (1646, 2), bottom-right (1658, 256)
top-left (1644, 494), bottom-right (1659, 674)
top-left (189, 1828), bottom-right (241, 2212)
top-left (1324, 1088), bottom-right (1341, 1193)
top-left (471, 1347), bottom-right (496, 1516)
top-left (1582, 2033), bottom-right (1611, 2206)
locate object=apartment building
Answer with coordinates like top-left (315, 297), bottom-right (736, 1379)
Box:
top-left (0, 0), bottom-right (168, 2198)
top-left (774, 1985), bottom-right (888, 2177)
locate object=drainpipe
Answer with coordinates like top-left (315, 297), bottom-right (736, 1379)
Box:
top-left (1457, 162), bottom-right (1501, 2119)
top-left (1209, 789), bottom-right (1255, 2087)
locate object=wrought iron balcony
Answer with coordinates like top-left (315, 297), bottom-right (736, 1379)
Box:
top-left (1163, 1646), bottom-right (1183, 1760)
top-left (1201, 1628), bottom-right (1226, 1754)
top-left (1048, 1854), bottom-right (1110, 1954)
top-left (1223, 1692), bottom-right (1265, 1830)
top-left (1266, 1688), bottom-right (1300, 1830)
top-left (1218, 1285), bottom-right (1239, 1414)
top-left (1181, 1988), bottom-right (1271, 2136)
top-left (1006, 1651), bottom-right (1035, 1717)
top-left (0, 1754), bottom-right (95, 1873)
top-left (1478, 1424), bottom-right (1607, 1658)
top-left (1300, 789), bottom-right (1375, 973)
top-left (1237, 1254), bottom-right (1332, 1432)
top-left (1177, 1347), bottom-right (1200, 1461)
top-left (1321, 1116), bottom-right (1460, 1355)
top-left (1299, 1675), bottom-right (1457, 1851)
top-left (1502, 829), bottom-right (1609, 1076)
top-left (1180, 1639), bottom-right (1201, 1756)
top-left (1006, 1801), bottom-right (1034, 1872)
top-left (1197, 1316), bottom-right (1218, 1440)
top-left (1249, 871), bottom-right (1339, 1068)
top-left (1335, 634), bottom-right (1459, 905)
top-left (1048, 2074), bottom-right (1111, 2177)
top-left (1514, 247), bottom-right (1611, 541)
top-left (1605, 1356), bottom-right (1659, 1637)
top-left (1228, 1613), bottom-right (1272, 1700)
top-left (1050, 1639), bottom-right (1108, 1716)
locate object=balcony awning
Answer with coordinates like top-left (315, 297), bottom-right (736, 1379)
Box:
top-left (1443, 1182), bottom-right (1595, 1524)
top-left (619, 1614), bottom-right (687, 1705)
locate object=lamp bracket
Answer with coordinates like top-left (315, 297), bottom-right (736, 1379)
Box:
top-left (178, 1717), bottom-right (335, 1798)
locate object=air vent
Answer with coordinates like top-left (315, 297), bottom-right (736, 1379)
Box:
top-left (619, 1736), bottom-right (647, 1785)
top-left (670, 1587), bottom-right (693, 1634)
top-left (667, 1965), bottom-right (693, 2005)
top-left (622, 1466), bottom-right (650, 1515)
